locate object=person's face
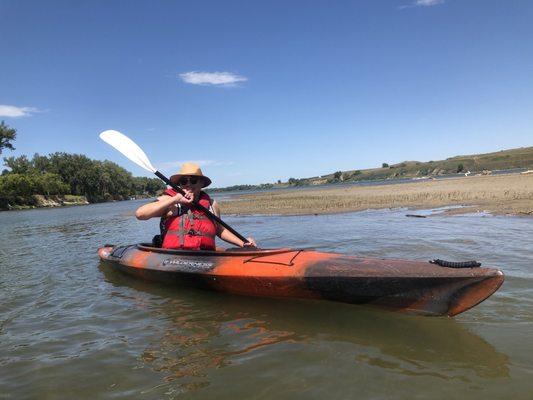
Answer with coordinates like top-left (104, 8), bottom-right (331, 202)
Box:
top-left (178, 176), bottom-right (203, 198)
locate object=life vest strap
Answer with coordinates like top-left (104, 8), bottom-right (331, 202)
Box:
top-left (166, 229), bottom-right (216, 238)
top-left (188, 214), bottom-right (210, 220)
top-left (173, 205), bottom-right (211, 220)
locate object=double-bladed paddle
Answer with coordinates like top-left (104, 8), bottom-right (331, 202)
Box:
top-left (99, 129), bottom-right (250, 244)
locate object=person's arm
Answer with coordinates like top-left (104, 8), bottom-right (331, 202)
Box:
top-left (212, 201), bottom-right (257, 247)
top-left (135, 192), bottom-right (193, 220)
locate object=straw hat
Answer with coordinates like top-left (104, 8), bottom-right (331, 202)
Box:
top-left (170, 162), bottom-right (212, 188)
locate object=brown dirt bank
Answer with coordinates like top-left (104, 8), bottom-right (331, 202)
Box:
top-left (219, 174), bottom-right (533, 217)
top-left (0, 195), bottom-right (90, 211)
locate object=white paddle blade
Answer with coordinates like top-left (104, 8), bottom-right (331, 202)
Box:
top-left (99, 130), bottom-right (157, 173)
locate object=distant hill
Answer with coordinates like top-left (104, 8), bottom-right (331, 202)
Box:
top-left (211, 146), bottom-right (533, 191)
top-left (301, 146), bottom-right (533, 186)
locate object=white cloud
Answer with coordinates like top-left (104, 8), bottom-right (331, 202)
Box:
top-left (0, 104), bottom-right (40, 118)
top-left (399, 0), bottom-right (444, 9)
top-left (157, 160), bottom-right (235, 172)
top-left (179, 71), bottom-right (248, 87)
top-left (415, 0), bottom-right (444, 5)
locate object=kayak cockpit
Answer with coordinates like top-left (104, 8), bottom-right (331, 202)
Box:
top-left (137, 243), bottom-right (299, 257)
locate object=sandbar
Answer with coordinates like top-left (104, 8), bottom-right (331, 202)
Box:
top-left (219, 174), bottom-right (533, 217)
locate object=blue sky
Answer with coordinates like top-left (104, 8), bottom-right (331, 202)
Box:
top-left (1, 0), bottom-right (532, 187)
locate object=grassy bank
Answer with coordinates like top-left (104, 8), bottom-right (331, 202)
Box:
top-left (1, 194), bottom-right (90, 210)
top-left (219, 174), bottom-right (533, 216)
top-left (209, 146), bottom-right (533, 192)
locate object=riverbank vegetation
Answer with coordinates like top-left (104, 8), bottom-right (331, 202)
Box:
top-left (0, 122), bottom-right (164, 210)
top-left (219, 174), bottom-right (533, 217)
top-left (0, 121), bottom-right (16, 154)
top-left (1, 153), bottom-right (165, 210)
top-left (300, 146), bottom-right (533, 186)
top-left (210, 146), bottom-right (533, 191)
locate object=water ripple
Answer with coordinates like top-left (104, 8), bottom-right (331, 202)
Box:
top-left (0, 202), bottom-right (532, 399)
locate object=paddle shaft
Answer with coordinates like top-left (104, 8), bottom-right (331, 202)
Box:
top-left (154, 171), bottom-right (249, 244)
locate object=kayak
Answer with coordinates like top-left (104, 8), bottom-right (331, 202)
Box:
top-left (98, 244), bottom-right (504, 316)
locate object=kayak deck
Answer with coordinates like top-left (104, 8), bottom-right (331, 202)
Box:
top-left (98, 244), bottom-right (504, 317)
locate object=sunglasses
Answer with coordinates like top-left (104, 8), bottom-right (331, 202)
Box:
top-left (178, 176), bottom-right (200, 186)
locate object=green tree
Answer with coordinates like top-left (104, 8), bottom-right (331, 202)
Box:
top-left (3, 155), bottom-right (32, 174)
top-left (457, 163), bottom-right (464, 173)
top-left (132, 176), bottom-right (164, 196)
top-left (0, 121), bottom-right (17, 155)
top-left (0, 151), bottom-right (166, 206)
top-left (382, 163), bottom-right (389, 168)
top-left (32, 173), bottom-right (69, 196)
top-left (46, 153), bottom-right (95, 197)
top-left (32, 153), bottom-right (51, 173)
top-left (145, 178), bottom-right (165, 194)
top-left (0, 173), bottom-right (35, 197)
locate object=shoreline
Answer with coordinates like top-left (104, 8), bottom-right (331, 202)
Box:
top-left (0, 194), bottom-right (89, 211)
top-left (219, 174), bottom-right (533, 217)
top-left (0, 194), bottom-right (154, 212)
top-left (3, 174), bottom-right (532, 217)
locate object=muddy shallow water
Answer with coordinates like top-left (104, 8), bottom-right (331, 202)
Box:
top-left (1, 200), bottom-right (532, 399)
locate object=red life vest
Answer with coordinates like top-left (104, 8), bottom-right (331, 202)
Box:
top-left (161, 189), bottom-right (217, 250)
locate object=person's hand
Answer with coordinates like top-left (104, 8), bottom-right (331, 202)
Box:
top-left (173, 192), bottom-right (193, 206)
top-left (243, 237), bottom-right (257, 248)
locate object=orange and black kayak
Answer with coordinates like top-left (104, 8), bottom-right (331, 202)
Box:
top-left (98, 244), bottom-right (504, 316)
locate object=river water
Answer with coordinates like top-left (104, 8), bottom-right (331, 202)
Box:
top-left (1, 200), bottom-right (532, 399)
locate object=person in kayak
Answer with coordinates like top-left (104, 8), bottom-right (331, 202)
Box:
top-left (135, 162), bottom-right (256, 250)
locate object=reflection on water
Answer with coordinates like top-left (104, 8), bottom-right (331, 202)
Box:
top-left (101, 264), bottom-right (510, 397)
top-left (0, 200), bottom-right (532, 399)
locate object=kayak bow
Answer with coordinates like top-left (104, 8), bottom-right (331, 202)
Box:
top-left (98, 244), bottom-right (504, 316)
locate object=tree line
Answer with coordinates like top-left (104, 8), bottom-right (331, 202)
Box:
top-left (0, 122), bottom-right (164, 209)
